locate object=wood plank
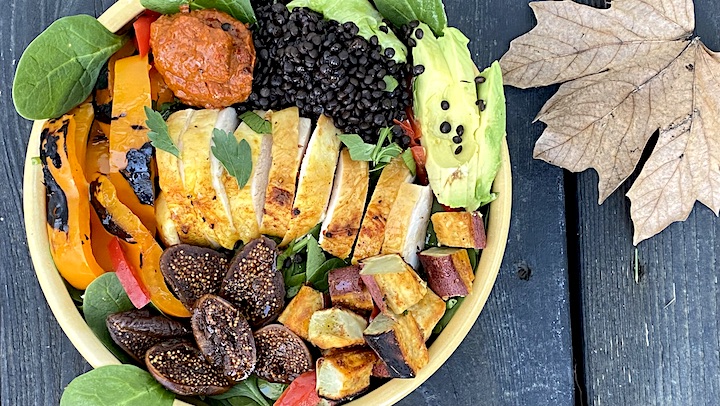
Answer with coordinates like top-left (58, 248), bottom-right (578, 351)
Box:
top-left (1, 0), bottom-right (574, 405)
top-left (576, 1), bottom-right (720, 404)
top-left (399, 1), bottom-right (575, 404)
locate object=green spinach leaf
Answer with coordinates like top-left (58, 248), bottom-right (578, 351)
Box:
top-left (83, 273), bottom-right (135, 363)
top-left (309, 258), bottom-right (346, 291)
top-left (210, 376), bottom-right (270, 406)
top-left (401, 148), bottom-right (417, 176)
top-left (145, 106), bottom-right (181, 158)
top-left (304, 235), bottom-right (326, 283)
top-left (211, 128), bottom-right (253, 189)
top-left (257, 379), bottom-right (288, 400)
top-left (239, 111), bottom-right (272, 134)
top-left (433, 297), bottom-right (463, 334)
top-left (374, 0), bottom-right (447, 36)
top-left (60, 365), bottom-right (174, 406)
top-left (13, 15), bottom-right (127, 120)
top-left (141, 0), bottom-right (256, 23)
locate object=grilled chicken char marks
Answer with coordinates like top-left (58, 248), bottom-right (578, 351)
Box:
top-left (219, 237), bottom-right (285, 327)
top-left (160, 244), bottom-right (230, 311)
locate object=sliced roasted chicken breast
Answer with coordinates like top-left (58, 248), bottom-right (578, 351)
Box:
top-left (260, 107), bottom-right (311, 237)
top-left (222, 113), bottom-right (272, 244)
top-left (182, 109), bottom-right (240, 249)
top-left (319, 149), bottom-right (369, 260)
top-left (155, 191), bottom-right (180, 246)
top-left (381, 183), bottom-right (433, 269)
top-left (281, 115), bottom-right (342, 246)
top-left (352, 157), bottom-right (414, 264)
top-left (157, 109), bottom-right (210, 246)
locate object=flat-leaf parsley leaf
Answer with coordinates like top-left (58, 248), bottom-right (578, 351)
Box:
top-left (211, 128), bottom-right (253, 189)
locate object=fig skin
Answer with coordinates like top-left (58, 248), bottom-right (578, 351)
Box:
top-left (253, 324), bottom-right (313, 384)
top-left (160, 244), bottom-right (230, 310)
top-left (145, 339), bottom-right (231, 396)
top-left (192, 294), bottom-right (257, 383)
top-left (106, 310), bottom-right (190, 362)
top-left (219, 237), bottom-right (285, 327)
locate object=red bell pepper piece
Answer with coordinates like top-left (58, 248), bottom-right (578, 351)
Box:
top-left (132, 11), bottom-right (160, 58)
top-left (108, 237), bottom-right (151, 308)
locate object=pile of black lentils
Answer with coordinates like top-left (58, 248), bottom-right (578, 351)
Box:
top-left (243, 3), bottom-right (415, 144)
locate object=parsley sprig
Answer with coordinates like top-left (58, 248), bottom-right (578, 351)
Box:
top-left (338, 127), bottom-right (403, 171)
top-left (211, 128), bottom-right (253, 189)
top-left (144, 106), bottom-right (180, 158)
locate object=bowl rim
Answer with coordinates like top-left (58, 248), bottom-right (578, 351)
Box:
top-left (22, 1), bottom-right (512, 404)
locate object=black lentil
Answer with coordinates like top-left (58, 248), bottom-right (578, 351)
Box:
top-left (415, 28), bottom-right (424, 39)
top-left (244, 5), bottom-right (412, 143)
top-left (456, 125), bottom-right (465, 136)
top-left (453, 135), bottom-right (462, 144)
top-left (413, 64), bottom-right (425, 75)
top-left (441, 100), bottom-right (450, 110)
top-left (455, 145), bottom-right (463, 155)
top-left (440, 121), bottom-right (451, 133)
top-left (475, 76), bottom-right (486, 84)
top-left (478, 99), bottom-right (487, 111)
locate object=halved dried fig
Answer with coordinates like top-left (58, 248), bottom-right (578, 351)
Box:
top-left (106, 310), bottom-right (190, 362)
top-left (253, 324), bottom-right (313, 384)
top-left (145, 339), bottom-right (231, 396)
top-left (192, 294), bottom-right (256, 383)
top-left (219, 237), bottom-right (285, 327)
top-left (160, 244), bottom-right (230, 310)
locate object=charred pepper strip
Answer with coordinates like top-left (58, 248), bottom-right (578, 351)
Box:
top-left (109, 54), bottom-right (156, 234)
top-left (90, 174), bottom-right (190, 318)
top-left (40, 113), bottom-right (105, 289)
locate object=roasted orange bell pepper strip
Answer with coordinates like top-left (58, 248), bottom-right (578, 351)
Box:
top-left (40, 113), bottom-right (105, 289)
top-left (84, 122), bottom-right (114, 272)
top-left (109, 54), bottom-right (156, 234)
top-left (90, 174), bottom-right (189, 317)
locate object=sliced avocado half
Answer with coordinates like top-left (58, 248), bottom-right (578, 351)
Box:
top-left (412, 23), bottom-right (505, 211)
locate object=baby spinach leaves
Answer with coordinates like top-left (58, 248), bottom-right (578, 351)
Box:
top-left (374, 0), bottom-right (447, 36)
top-left (145, 106), bottom-right (181, 158)
top-left (83, 272), bottom-right (136, 363)
top-left (60, 365), bottom-right (175, 406)
top-left (141, 0), bottom-right (257, 24)
top-left (13, 15), bottom-right (127, 120)
top-left (210, 376), bottom-right (270, 406)
top-left (212, 128), bottom-right (253, 189)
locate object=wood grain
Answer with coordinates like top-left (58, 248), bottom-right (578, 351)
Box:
top-left (0, 1), bottom-right (576, 405)
top-left (572, 1), bottom-right (720, 405)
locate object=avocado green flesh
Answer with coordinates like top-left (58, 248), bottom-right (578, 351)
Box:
top-left (412, 23), bottom-right (506, 211)
top-left (286, 0), bottom-right (407, 63)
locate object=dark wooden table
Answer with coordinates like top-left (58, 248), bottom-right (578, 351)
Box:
top-left (2, 1), bottom-right (719, 405)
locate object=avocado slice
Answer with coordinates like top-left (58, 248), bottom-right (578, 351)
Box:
top-left (286, 0), bottom-right (407, 63)
top-left (411, 23), bottom-right (506, 211)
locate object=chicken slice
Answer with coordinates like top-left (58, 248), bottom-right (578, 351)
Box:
top-left (260, 107), bottom-right (311, 237)
top-left (182, 109), bottom-right (240, 249)
top-left (156, 109), bottom-right (211, 246)
top-left (381, 183), bottom-right (433, 269)
top-left (351, 157), bottom-right (414, 264)
top-left (221, 113), bottom-right (273, 244)
top-left (281, 115), bottom-right (342, 247)
top-left (319, 149), bottom-right (369, 260)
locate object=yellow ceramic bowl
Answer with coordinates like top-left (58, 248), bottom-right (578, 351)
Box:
top-left (22, 1), bottom-right (512, 404)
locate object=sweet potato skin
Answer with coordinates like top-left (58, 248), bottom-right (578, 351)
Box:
top-left (328, 266), bottom-right (374, 314)
top-left (419, 247), bottom-right (475, 300)
top-left (363, 313), bottom-right (428, 378)
top-left (360, 254), bottom-right (427, 315)
top-left (431, 211), bottom-right (487, 249)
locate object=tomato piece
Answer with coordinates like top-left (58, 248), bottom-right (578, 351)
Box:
top-left (132, 12), bottom-right (159, 58)
top-left (274, 371), bottom-right (322, 406)
top-left (108, 237), bottom-right (151, 308)
top-left (369, 304), bottom-right (380, 322)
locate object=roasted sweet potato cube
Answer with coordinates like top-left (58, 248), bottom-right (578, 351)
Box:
top-left (431, 211), bottom-right (487, 249)
top-left (363, 312), bottom-right (428, 378)
top-left (408, 289), bottom-right (446, 341)
top-left (278, 285), bottom-right (325, 340)
top-left (307, 308), bottom-right (368, 349)
top-left (360, 254), bottom-right (427, 315)
top-left (371, 358), bottom-right (392, 378)
top-left (328, 266), bottom-right (374, 314)
top-left (316, 348), bottom-right (377, 401)
top-left (418, 247), bottom-right (474, 300)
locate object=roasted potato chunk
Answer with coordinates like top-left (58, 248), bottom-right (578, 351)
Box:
top-left (431, 211), bottom-right (487, 249)
top-left (418, 247), bottom-right (474, 300)
top-left (328, 266), bottom-right (374, 314)
top-left (363, 312), bottom-right (428, 378)
top-left (316, 348), bottom-right (377, 401)
top-left (307, 308), bottom-right (367, 349)
top-left (278, 285), bottom-right (325, 340)
top-left (360, 254), bottom-right (427, 315)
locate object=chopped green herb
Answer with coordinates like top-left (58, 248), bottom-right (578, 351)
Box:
top-left (401, 148), bottom-right (417, 176)
top-left (239, 111), bottom-right (272, 134)
top-left (382, 75), bottom-right (399, 92)
top-left (339, 127), bottom-right (403, 171)
top-left (144, 106), bottom-right (180, 158)
top-left (211, 128), bottom-right (253, 189)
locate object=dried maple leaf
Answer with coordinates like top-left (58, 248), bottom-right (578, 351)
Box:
top-left (499, 0), bottom-right (720, 244)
